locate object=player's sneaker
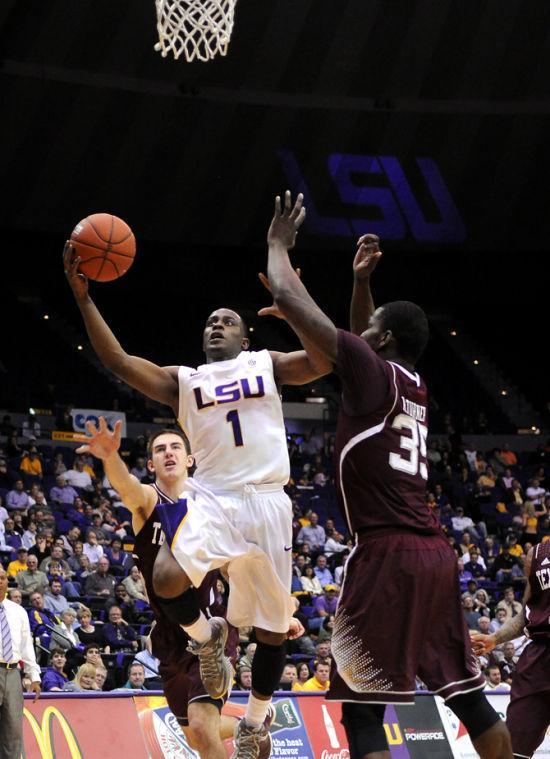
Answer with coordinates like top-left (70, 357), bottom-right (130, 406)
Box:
top-left (186, 616), bottom-right (232, 699)
top-left (231, 704), bottom-right (276, 759)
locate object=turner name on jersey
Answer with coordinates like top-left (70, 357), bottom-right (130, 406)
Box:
top-left (177, 350), bottom-right (289, 491)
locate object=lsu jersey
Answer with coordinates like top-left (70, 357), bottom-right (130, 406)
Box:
top-left (177, 349), bottom-right (289, 491)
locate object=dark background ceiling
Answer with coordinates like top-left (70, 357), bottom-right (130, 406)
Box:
top-left (1, 0), bottom-right (549, 417)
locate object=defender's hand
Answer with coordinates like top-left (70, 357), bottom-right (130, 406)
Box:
top-left (353, 234), bottom-right (382, 280)
top-left (74, 417), bottom-right (122, 460)
top-left (63, 241), bottom-right (89, 300)
top-left (470, 632), bottom-right (497, 656)
top-left (267, 190), bottom-right (306, 250)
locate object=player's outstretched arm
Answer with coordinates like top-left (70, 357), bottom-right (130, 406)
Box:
top-left (350, 234), bottom-right (382, 336)
top-left (258, 271), bottom-right (333, 385)
top-left (64, 243), bottom-right (179, 410)
top-left (267, 191), bottom-right (339, 364)
top-left (471, 548), bottom-right (533, 656)
top-left (73, 418), bottom-right (157, 525)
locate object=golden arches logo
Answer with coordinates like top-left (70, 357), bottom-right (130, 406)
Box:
top-left (23, 706), bottom-right (83, 759)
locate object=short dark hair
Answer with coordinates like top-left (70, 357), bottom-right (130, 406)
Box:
top-left (147, 428), bottom-right (191, 457)
top-left (50, 648), bottom-right (66, 658)
top-left (379, 301), bottom-right (429, 364)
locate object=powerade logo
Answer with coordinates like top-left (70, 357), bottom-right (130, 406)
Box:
top-left (404, 727), bottom-right (446, 741)
top-left (279, 149), bottom-right (466, 243)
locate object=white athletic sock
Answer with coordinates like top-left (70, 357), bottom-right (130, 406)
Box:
top-left (244, 694), bottom-right (271, 728)
top-left (182, 612), bottom-right (212, 644)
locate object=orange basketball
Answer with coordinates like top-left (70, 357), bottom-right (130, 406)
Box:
top-left (70, 213), bottom-right (136, 282)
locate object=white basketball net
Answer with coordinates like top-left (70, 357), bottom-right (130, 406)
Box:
top-left (154, 0), bottom-right (238, 62)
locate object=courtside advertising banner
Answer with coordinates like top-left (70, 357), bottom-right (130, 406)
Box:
top-left (435, 694), bottom-right (550, 758)
top-left (70, 408), bottom-right (127, 437)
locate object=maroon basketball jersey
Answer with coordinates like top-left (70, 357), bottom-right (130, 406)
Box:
top-left (133, 483), bottom-right (226, 662)
top-left (526, 541), bottom-right (550, 640)
top-left (334, 329), bottom-right (439, 536)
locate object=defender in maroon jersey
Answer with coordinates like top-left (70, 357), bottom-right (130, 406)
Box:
top-left (73, 418), bottom-right (239, 756)
top-left (473, 541), bottom-right (550, 758)
top-left (265, 191), bottom-right (512, 759)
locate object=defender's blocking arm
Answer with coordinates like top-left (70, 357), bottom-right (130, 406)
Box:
top-left (266, 192), bottom-right (339, 363)
top-left (64, 243), bottom-right (179, 411)
top-left (350, 234), bottom-right (382, 336)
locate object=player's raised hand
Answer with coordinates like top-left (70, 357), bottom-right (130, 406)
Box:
top-left (470, 632), bottom-right (497, 656)
top-left (267, 190), bottom-right (306, 250)
top-left (257, 269), bottom-right (301, 320)
top-left (353, 234), bottom-right (382, 280)
top-left (74, 417), bottom-right (122, 460)
top-left (63, 241), bottom-right (89, 300)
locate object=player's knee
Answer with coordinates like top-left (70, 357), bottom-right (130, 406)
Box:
top-left (341, 703), bottom-right (388, 756)
top-left (447, 690), bottom-right (501, 742)
top-left (152, 543), bottom-right (187, 597)
top-left (186, 719), bottom-right (217, 752)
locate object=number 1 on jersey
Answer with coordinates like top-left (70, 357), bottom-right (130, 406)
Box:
top-left (226, 409), bottom-right (244, 447)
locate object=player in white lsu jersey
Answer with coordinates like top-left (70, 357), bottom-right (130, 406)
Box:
top-left (63, 197), bottom-right (328, 758)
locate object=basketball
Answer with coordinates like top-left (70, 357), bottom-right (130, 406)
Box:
top-left (70, 213), bottom-right (136, 282)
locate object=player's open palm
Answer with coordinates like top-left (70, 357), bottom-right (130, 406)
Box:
top-left (63, 241), bottom-right (89, 300)
top-left (74, 417), bottom-right (122, 460)
top-left (267, 190), bottom-right (306, 250)
top-left (353, 234), bottom-right (382, 279)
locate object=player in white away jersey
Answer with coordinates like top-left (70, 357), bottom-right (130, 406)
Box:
top-left (63, 221), bottom-right (329, 759)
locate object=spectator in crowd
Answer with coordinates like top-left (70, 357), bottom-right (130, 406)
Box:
top-left (42, 649), bottom-right (69, 692)
top-left (16, 554), bottom-right (49, 599)
top-left (473, 589), bottom-right (491, 617)
top-left (5, 430), bottom-right (23, 459)
top-left (21, 521), bottom-right (38, 551)
top-left (63, 663), bottom-right (100, 692)
top-left (458, 530), bottom-right (476, 556)
top-left (324, 529), bottom-right (349, 560)
top-left (6, 479), bottom-right (30, 512)
top-left (133, 636), bottom-right (161, 687)
top-left (311, 585), bottom-right (339, 631)
top-left (316, 614), bottom-right (335, 644)
top-left (521, 502), bottom-right (541, 543)
top-left (498, 641), bottom-right (518, 684)
top-left (117, 662), bottom-right (147, 691)
top-left (498, 443), bottom-right (517, 468)
top-left (21, 413), bottom-right (41, 441)
top-left (462, 579), bottom-right (480, 601)
top-left (462, 596), bottom-right (481, 630)
top-left (122, 566), bottom-right (147, 602)
top-left (40, 546), bottom-right (73, 577)
top-left (279, 663), bottom-right (298, 690)
top-left (300, 565), bottom-right (323, 596)
top-left (477, 616), bottom-right (492, 635)
top-left (484, 665), bottom-right (510, 692)
top-left (106, 538), bottom-right (131, 574)
top-left (464, 548), bottom-right (487, 580)
top-left (64, 458), bottom-right (93, 491)
top-left (67, 542), bottom-right (84, 574)
top-left (49, 476), bottom-right (79, 507)
top-left (19, 447), bottom-right (43, 481)
top-left (75, 555), bottom-right (93, 587)
top-left (130, 457), bottom-right (148, 481)
top-left (82, 530), bottom-right (104, 568)
top-left (235, 666), bottom-right (252, 691)
top-left (27, 591), bottom-right (60, 637)
top-left (313, 555), bottom-right (334, 588)
top-left (334, 554), bottom-right (348, 587)
top-left (95, 665), bottom-right (109, 691)
top-left (49, 609), bottom-right (81, 660)
top-left (452, 508), bottom-right (485, 542)
top-left (496, 587), bottom-right (523, 621)
top-left (52, 453), bottom-right (68, 476)
top-left (296, 659), bottom-right (331, 692)
top-left (103, 605), bottom-right (139, 652)
top-left (493, 543), bottom-right (524, 584)
top-left (44, 579), bottom-right (71, 616)
top-left (75, 608), bottom-right (109, 651)
top-left (84, 556), bottom-right (116, 600)
top-left (7, 547), bottom-right (30, 578)
top-left (296, 512), bottom-right (326, 553)
top-left (489, 608), bottom-right (507, 634)
top-left (525, 478), bottom-right (545, 506)
top-left (292, 662), bottom-right (311, 691)
top-left (106, 584), bottom-right (144, 625)
top-left (238, 642), bottom-right (257, 674)
top-left (8, 588), bottom-right (22, 604)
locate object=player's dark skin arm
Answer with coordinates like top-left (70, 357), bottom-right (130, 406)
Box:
top-left (266, 193), bottom-right (338, 363)
top-left (349, 235), bottom-right (382, 336)
top-left (63, 243), bottom-right (179, 412)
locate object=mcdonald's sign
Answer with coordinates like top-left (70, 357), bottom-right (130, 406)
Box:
top-left (23, 707), bottom-right (82, 758)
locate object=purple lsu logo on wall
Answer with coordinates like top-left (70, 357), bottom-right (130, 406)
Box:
top-left (279, 149), bottom-right (466, 243)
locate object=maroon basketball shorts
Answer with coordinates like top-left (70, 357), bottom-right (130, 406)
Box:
top-left (160, 653), bottom-right (227, 726)
top-left (506, 640), bottom-right (550, 758)
top-left (327, 532), bottom-right (485, 705)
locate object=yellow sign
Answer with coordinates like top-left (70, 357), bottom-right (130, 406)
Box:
top-left (51, 431), bottom-right (77, 441)
top-left (24, 706), bottom-right (83, 759)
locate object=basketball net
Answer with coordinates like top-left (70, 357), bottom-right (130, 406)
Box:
top-left (154, 0), bottom-right (238, 62)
